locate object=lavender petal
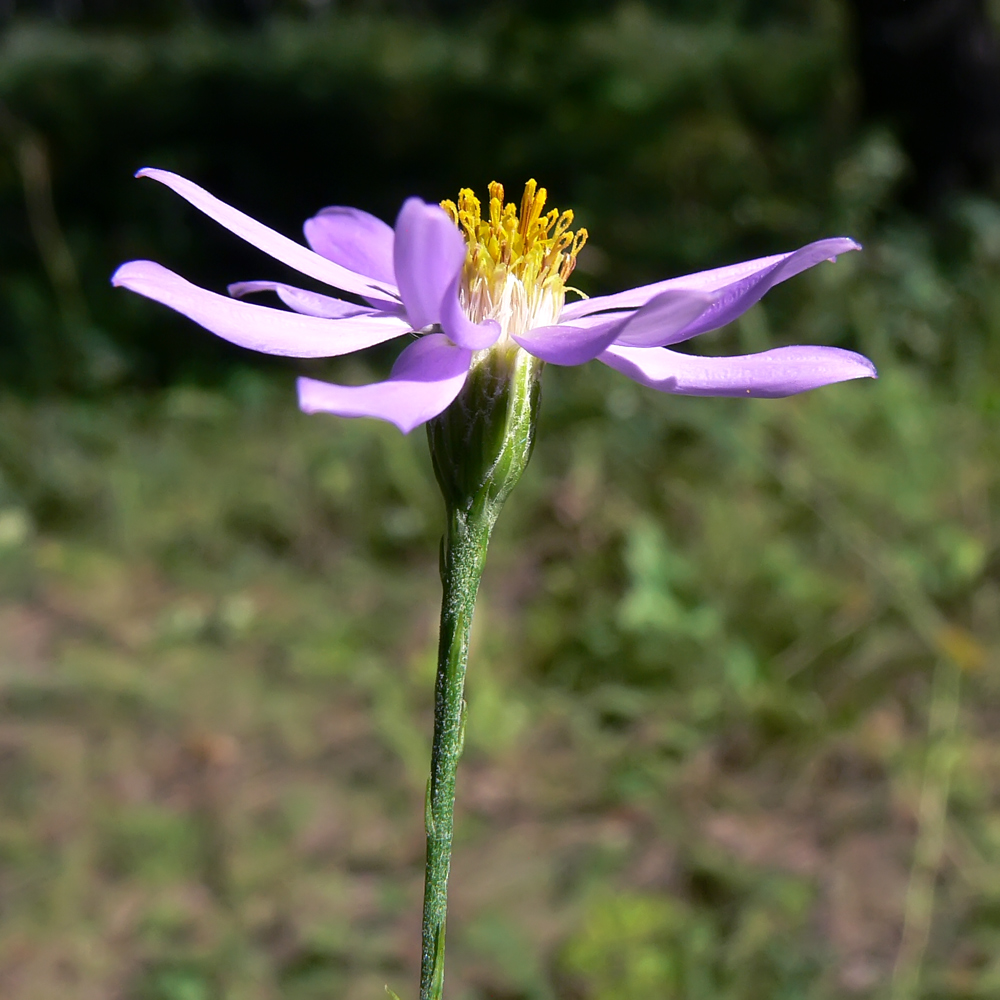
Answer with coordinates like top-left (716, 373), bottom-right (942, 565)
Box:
top-left (512, 316), bottom-right (624, 365)
top-left (393, 198), bottom-right (467, 330)
top-left (599, 344), bottom-right (877, 397)
top-left (297, 333), bottom-right (472, 433)
top-left (113, 260), bottom-right (409, 358)
top-left (515, 291), bottom-right (712, 364)
top-left (562, 238), bottom-right (860, 321)
top-left (304, 206), bottom-right (397, 285)
top-left (611, 289), bottom-right (717, 348)
top-left (136, 168), bottom-right (401, 302)
top-left (228, 280), bottom-right (386, 319)
top-left (440, 271), bottom-right (500, 350)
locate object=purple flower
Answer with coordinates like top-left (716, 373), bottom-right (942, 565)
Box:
top-left (113, 170), bottom-right (876, 433)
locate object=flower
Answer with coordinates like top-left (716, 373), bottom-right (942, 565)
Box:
top-left (113, 170), bottom-right (876, 433)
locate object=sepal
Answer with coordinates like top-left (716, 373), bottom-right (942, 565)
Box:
top-left (426, 345), bottom-right (542, 525)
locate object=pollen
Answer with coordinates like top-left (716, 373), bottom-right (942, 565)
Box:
top-left (441, 180), bottom-right (588, 341)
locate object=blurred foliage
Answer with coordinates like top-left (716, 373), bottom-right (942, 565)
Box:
top-left (0, 0), bottom-right (827, 29)
top-left (2, 2), bottom-right (1000, 1000)
top-left (558, 886), bottom-right (819, 1000)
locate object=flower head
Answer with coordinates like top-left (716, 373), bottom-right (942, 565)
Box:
top-left (113, 170), bottom-right (876, 434)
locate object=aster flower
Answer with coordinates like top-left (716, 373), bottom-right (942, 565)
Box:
top-left (113, 170), bottom-right (877, 1000)
top-left (113, 170), bottom-right (875, 434)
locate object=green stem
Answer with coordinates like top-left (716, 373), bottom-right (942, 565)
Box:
top-left (420, 506), bottom-right (493, 1000)
top-left (418, 344), bottom-right (543, 999)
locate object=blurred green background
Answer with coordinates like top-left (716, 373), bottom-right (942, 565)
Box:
top-left (2, 2), bottom-right (1000, 998)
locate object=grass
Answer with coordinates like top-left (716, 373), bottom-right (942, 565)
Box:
top-left (3, 216), bottom-right (1000, 997)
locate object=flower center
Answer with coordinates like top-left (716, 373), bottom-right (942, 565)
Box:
top-left (441, 180), bottom-right (588, 343)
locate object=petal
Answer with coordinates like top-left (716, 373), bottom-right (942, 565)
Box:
top-left (393, 198), bottom-right (467, 330)
top-left (113, 260), bottom-right (409, 358)
top-left (440, 271), bottom-right (501, 350)
top-left (599, 344), bottom-right (877, 397)
top-left (297, 333), bottom-right (472, 433)
top-left (611, 289), bottom-right (717, 347)
top-left (668, 243), bottom-right (864, 342)
top-left (513, 316), bottom-right (624, 365)
top-left (136, 168), bottom-right (401, 301)
top-left (562, 238), bottom-right (860, 321)
top-left (514, 289), bottom-right (715, 364)
top-left (304, 206), bottom-right (397, 285)
top-left (228, 280), bottom-right (385, 319)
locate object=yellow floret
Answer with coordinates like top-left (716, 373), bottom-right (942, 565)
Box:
top-left (440, 180), bottom-right (588, 337)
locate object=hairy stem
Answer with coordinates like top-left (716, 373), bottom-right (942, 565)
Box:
top-left (420, 506), bottom-right (493, 1000)
top-left (419, 345), bottom-right (542, 999)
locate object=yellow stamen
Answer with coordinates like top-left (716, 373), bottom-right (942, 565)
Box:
top-left (440, 180), bottom-right (588, 342)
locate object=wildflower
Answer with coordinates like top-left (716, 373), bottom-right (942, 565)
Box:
top-left (112, 170), bottom-right (878, 1000)
top-left (113, 170), bottom-right (875, 434)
